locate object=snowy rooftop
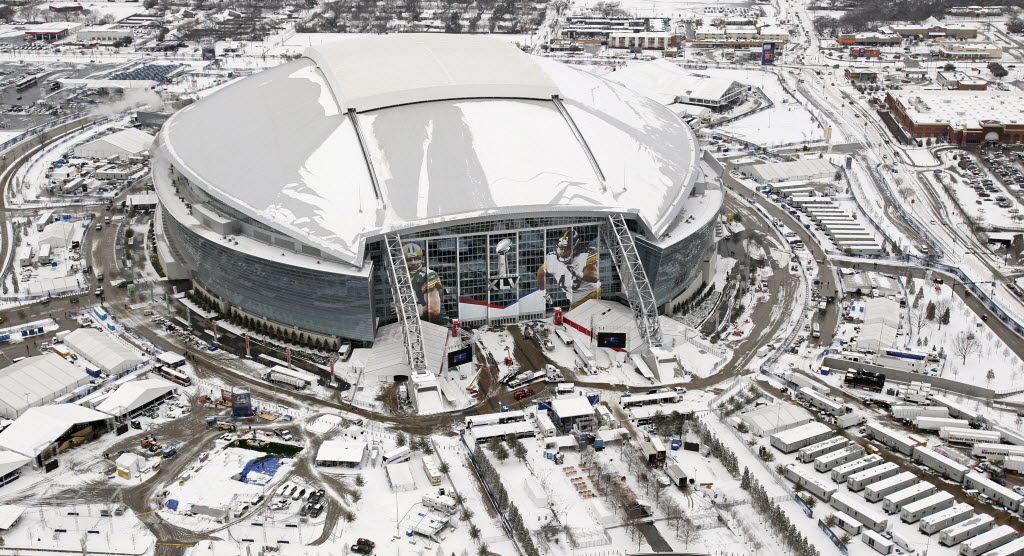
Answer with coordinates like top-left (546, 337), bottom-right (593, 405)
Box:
top-left (0, 505), bottom-right (24, 530)
top-left (63, 328), bottom-right (146, 374)
top-left (0, 404), bottom-right (109, 457)
top-left (0, 451), bottom-right (29, 479)
top-left (889, 89), bottom-right (1024, 129)
top-left (315, 440), bottom-right (366, 464)
top-left (159, 35), bottom-right (699, 267)
top-left (94, 378), bottom-right (175, 416)
top-left (0, 354), bottom-right (91, 417)
top-left (551, 396), bottom-right (595, 418)
top-left (740, 402), bottom-right (813, 432)
top-left (77, 127), bottom-right (154, 156)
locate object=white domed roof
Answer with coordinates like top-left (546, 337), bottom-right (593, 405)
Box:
top-left (158, 34), bottom-right (698, 266)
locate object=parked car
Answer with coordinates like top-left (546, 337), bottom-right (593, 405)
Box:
top-left (513, 388), bottom-right (534, 401)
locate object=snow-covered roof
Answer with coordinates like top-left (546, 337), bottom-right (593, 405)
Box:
top-left (158, 35), bottom-right (699, 267)
top-left (63, 328), bottom-right (145, 374)
top-left (551, 396), bottom-right (595, 419)
top-left (0, 505), bottom-right (24, 530)
top-left (95, 378), bottom-right (175, 416)
top-left (385, 460), bottom-right (415, 488)
top-left (0, 354), bottom-right (91, 418)
top-left (889, 88), bottom-right (1023, 130)
top-left (0, 404), bottom-right (110, 457)
top-left (115, 451), bottom-right (141, 468)
top-left (155, 351), bottom-right (185, 366)
top-left (0, 451), bottom-right (30, 478)
top-left (78, 128), bottom-right (154, 156)
top-left (315, 440), bottom-right (366, 463)
top-left (740, 402), bottom-right (813, 433)
top-left (742, 158), bottom-right (836, 183)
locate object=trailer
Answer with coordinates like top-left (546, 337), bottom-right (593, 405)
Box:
top-left (833, 510), bottom-right (862, 535)
top-left (912, 446), bottom-right (969, 483)
top-left (847, 462), bottom-right (900, 492)
top-left (864, 472), bottom-right (918, 503)
top-left (815, 446), bottom-right (865, 472)
top-left (799, 436), bottom-right (850, 463)
top-left (866, 423), bottom-right (918, 456)
top-left (830, 491), bottom-right (891, 533)
top-left (892, 405), bottom-right (949, 422)
top-left (666, 462), bottom-right (688, 488)
top-left (900, 491), bottom-right (954, 523)
top-left (797, 387), bottom-right (848, 417)
top-left (883, 482), bottom-right (937, 514)
top-left (769, 421), bottom-right (833, 454)
top-left (783, 464), bottom-right (837, 501)
top-left (939, 514), bottom-right (995, 547)
top-left (862, 529), bottom-right (894, 554)
top-left (959, 524), bottom-right (1016, 556)
top-left (941, 427), bottom-right (1001, 445)
top-left (832, 454), bottom-right (884, 483)
top-left (263, 365), bottom-right (317, 390)
top-left (836, 242), bottom-right (883, 256)
top-left (1004, 455), bottom-right (1024, 473)
top-left (980, 536), bottom-right (1024, 556)
top-left (919, 503), bottom-right (973, 535)
top-left (963, 471), bottom-right (1024, 512)
top-left (972, 442), bottom-right (1024, 462)
top-left (837, 411), bottom-right (866, 429)
top-left (916, 416), bottom-right (971, 432)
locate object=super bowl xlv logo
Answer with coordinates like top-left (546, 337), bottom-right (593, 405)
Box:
top-left (490, 238), bottom-right (520, 291)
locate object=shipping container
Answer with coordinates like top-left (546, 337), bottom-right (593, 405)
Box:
top-left (939, 514), bottom-right (994, 547)
top-left (831, 491), bottom-right (890, 533)
top-left (815, 446), bottom-right (866, 472)
top-left (832, 454), bottom-right (883, 483)
top-left (799, 436), bottom-right (850, 463)
top-left (916, 416), bottom-right (971, 432)
top-left (847, 462), bottom-right (900, 492)
top-left (919, 504), bottom-right (973, 535)
top-left (783, 464), bottom-right (836, 501)
top-left (959, 524), bottom-right (1015, 556)
top-left (913, 446), bottom-right (969, 483)
top-left (866, 423), bottom-right (918, 456)
top-left (892, 405), bottom-right (949, 421)
top-left (900, 491), bottom-right (954, 523)
top-left (883, 482), bottom-right (936, 514)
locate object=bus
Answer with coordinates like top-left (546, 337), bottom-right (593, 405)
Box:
top-left (14, 75), bottom-right (36, 91)
top-left (154, 366), bottom-right (192, 386)
top-left (812, 322), bottom-right (821, 338)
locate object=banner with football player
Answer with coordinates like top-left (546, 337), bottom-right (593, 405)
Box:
top-left (537, 226), bottom-right (601, 310)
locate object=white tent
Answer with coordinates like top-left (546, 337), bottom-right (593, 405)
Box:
top-left (63, 328), bottom-right (145, 374)
top-left (0, 404), bottom-right (109, 457)
top-left (739, 402), bottom-right (814, 437)
top-left (0, 354), bottom-right (91, 418)
top-left (74, 128), bottom-right (154, 160)
top-left (385, 461), bottom-right (415, 492)
top-left (95, 378), bottom-right (176, 417)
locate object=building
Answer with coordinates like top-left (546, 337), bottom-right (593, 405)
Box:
top-left (24, 22), bottom-right (80, 42)
top-left (315, 440), bottom-right (367, 468)
top-left (739, 158), bottom-right (837, 183)
top-left (75, 128), bottom-right (155, 161)
top-left (94, 378), bottom-right (176, 418)
top-left (550, 395), bottom-right (597, 432)
top-left (76, 25), bottom-right (134, 44)
top-left (153, 34), bottom-right (719, 351)
top-left (936, 71), bottom-right (988, 90)
top-left (604, 59), bottom-right (747, 110)
top-left (887, 89), bottom-right (1024, 144)
top-left (559, 16), bottom-right (666, 42)
top-left (837, 33), bottom-right (902, 46)
top-left (0, 404), bottom-right (110, 463)
top-left (608, 32), bottom-right (676, 51)
top-left (889, 19), bottom-right (978, 39)
top-left (0, 452), bottom-right (30, 489)
top-left (739, 402), bottom-right (814, 437)
top-left (63, 328), bottom-right (145, 374)
top-left (0, 354), bottom-right (91, 418)
top-left (937, 42), bottom-right (1002, 60)
top-left (845, 67), bottom-right (879, 83)
top-left (857, 297), bottom-right (901, 353)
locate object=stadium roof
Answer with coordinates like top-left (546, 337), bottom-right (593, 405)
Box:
top-left (158, 35), bottom-right (699, 266)
top-left (0, 354), bottom-right (91, 418)
top-left (95, 378), bottom-right (176, 416)
top-left (0, 404), bottom-right (109, 457)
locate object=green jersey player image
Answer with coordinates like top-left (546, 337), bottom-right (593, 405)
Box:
top-left (403, 243), bottom-right (443, 323)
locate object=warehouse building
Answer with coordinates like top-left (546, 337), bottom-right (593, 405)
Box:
top-left (887, 89), bottom-right (1024, 144)
top-left (63, 328), bottom-right (146, 374)
top-left (0, 354), bottom-right (91, 418)
top-left (738, 158), bottom-right (837, 184)
top-left (315, 440), bottom-right (368, 469)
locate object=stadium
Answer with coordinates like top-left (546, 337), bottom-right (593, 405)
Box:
top-left (152, 34), bottom-right (721, 349)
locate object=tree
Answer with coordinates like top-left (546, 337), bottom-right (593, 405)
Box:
top-left (988, 62), bottom-right (1009, 79)
top-left (943, 63), bottom-right (956, 71)
top-left (396, 433), bottom-right (407, 447)
top-left (355, 475), bottom-right (365, 487)
top-left (439, 461), bottom-right (450, 474)
top-left (940, 306), bottom-right (951, 327)
top-left (953, 331), bottom-right (980, 364)
top-left (1009, 16), bottom-right (1024, 34)
top-left (469, 523), bottom-right (481, 541)
top-left (493, 443), bottom-right (510, 462)
top-left (926, 300), bottom-right (936, 321)
top-left (512, 441), bottom-right (527, 462)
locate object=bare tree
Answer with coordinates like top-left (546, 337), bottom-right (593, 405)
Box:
top-left (952, 331), bottom-right (980, 365)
